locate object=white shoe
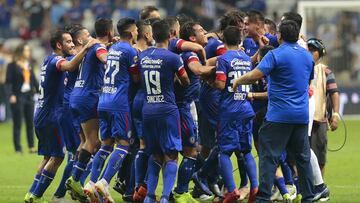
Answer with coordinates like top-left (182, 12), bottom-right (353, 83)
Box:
top-left (51, 196), bottom-right (73, 203)
top-left (271, 187), bottom-right (282, 201)
top-left (286, 184), bottom-right (297, 200)
top-left (84, 181), bottom-right (100, 203)
top-left (94, 179), bottom-right (114, 203)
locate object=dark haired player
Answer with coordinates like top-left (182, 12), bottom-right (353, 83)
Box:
top-left (24, 29), bottom-right (95, 203)
top-left (139, 19), bottom-right (190, 203)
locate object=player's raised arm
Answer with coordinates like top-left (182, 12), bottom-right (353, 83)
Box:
top-left (58, 38), bottom-right (98, 72)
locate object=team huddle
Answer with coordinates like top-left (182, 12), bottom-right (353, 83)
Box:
top-left (23, 5), bottom-right (335, 203)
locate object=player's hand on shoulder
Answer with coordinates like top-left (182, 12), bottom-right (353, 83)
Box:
top-left (247, 92), bottom-right (254, 101)
top-left (85, 38), bottom-right (100, 49)
top-left (259, 35), bottom-right (269, 48)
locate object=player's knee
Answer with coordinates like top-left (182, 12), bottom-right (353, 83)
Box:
top-left (182, 146), bottom-right (197, 158)
top-left (116, 138), bottom-right (129, 146)
top-left (139, 139), bottom-right (146, 149)
top-left (102, 137), bottom-right (115, 146)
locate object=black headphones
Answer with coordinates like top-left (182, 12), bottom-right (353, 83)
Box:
top-left (307, 38), bottom-right (326, 57)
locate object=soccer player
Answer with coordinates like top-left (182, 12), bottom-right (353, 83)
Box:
top-left (233, 19), bottom-right (314, 203)
top-left (51, 24), bottom-right (88, 203)
top-left (132, 19), bottom-right (154, 202)
top-left (139, 6), bottom-right (161, 20)
top-left (308, 38), bottom-right (338, 201)
top-left (139, 19), bottom-right (190, 203)
top-left (264, 18), bottom-right (277, 35)
top-left (212, 26), bottom-right (256, 203)
top-left (172, 21), bottom-right (214, 203)
top-left (24, 29), bottom-right (95, 203)
top-left (88, 17), bottom-right (139, 203)
top-left (166, 16), bottom-right (207, 61)
top-left (66, 18), bottom-right (112, 200)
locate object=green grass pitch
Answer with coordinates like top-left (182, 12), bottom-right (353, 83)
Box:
top-left (0, 119), bottom-right (359, 202)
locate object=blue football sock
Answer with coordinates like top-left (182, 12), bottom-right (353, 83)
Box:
top-left (175, 156), bottom-right (196, 194)
top-left (275, 177), bottom-right (288, 195)
top-left (102, 145), bottom-right (129, 183)
top-left (33, 169), bottom-right (55, 197)
top-left (72, 149), bottom-right (92, 181)
top-left (162, 160), bottom-right (178, 198)
top-left (280, 160), bottom-right (294, 185)
top-left (244, 152), bottom-right (258, 189)
top-left (125, 159), bottom-right (136, 195)
top-left (90, 145), bottom-right (112, 183)
top-left (80, 156), bottom-right (93, 186)
top-left (147, 156), bottom-right (162, 196)
top-left (294, 176), bottom-right (300, 194)
top-left (54, 154), bottom-right (74, 197)
top-left (198, 146), bottom-right (219, 178)
top-left (29, 173), bottom-right (41, 194)
top-left (219, 153), bottom-right (236, 192)
top-left (237, 153), bottom-right (248, 187)
top-left (135, 150), bottom-right (149, 187)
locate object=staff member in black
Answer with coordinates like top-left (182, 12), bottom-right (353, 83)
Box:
top-left (6, 43), bottom-right (38, 153)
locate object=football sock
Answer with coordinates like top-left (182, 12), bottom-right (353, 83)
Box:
top-left (245, 152), bottom-right (258, 189)
top-left (33, 169), bottom-right (55, 197)
top-left (80, 156), bottom-right (93, 186)
top-left (175, 156), bottom-right (196, 194)
top-left (102, 145), bottom-right (129, 183)
top-left (90, 145), bottom-right (113, 183)
top-left (135, 150), bottom-right (149, 187)
top-left (29, 173), bottom-right (41, 194)
top-left (54, 154), bottom-right (74, 197)
top-left (147, 156), bottom-right (161, 196)
top-left (310, 149), bottom-right (324, 185)
top-left (219, 152), bottom-right (236, 192)
top-left (162, 160), bottom-right (178, 198)
top-left (72, 149), bottom-right (92, 181)
top-left (275, 177), bottom-right (288, 195)
top-left (237, 153), bottom-right (249, 187)
top-left (198, 146), bottom-right (218, 178)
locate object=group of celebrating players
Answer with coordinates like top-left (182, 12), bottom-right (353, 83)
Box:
top-left (23, 5), bottom-right (332, 203)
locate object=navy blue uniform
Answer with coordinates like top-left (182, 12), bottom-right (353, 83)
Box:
top-left (98, 41), bottom-right (138, 140)
top-left (139, 47), bottom-right (185, 155)
top-left (215, 50), bottom-right (254, 152)
top-left (70, 43), bottom-right (107, 123)
top-left (34, 54), bottom-right (66, 157)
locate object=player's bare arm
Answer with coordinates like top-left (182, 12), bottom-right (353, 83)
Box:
top-left (59, 38), bottom-right (99, 72)
top-left (233, 68), bottom-right (264, 91)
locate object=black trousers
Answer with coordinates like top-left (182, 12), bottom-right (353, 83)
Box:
top-left (255, 121), bottom-right (314, 203)
top-left (10, 93), bottom-right (34, 152)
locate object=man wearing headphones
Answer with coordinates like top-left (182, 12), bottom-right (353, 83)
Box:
top-left (308, 38), bottom-right (340, 187)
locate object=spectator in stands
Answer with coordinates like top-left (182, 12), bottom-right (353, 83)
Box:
top-left (0, 0), bottom-right (11, 38)
top-left (6, 42), bottom-right (38, 154)
top-left (26, 0), bottom-right (45, 37)
top-left (66, 0), bottom-right (84, 23)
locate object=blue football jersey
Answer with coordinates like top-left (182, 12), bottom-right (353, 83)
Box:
top-left (175, 51), bottom-right (201, 107)
top-left (63, 55), bottom-right (78, 106)
top-left (139, 47), bottom-right (185, 118)
top-left (34, 54), bottom-right (66, 127)
top-left (71, 43), bottom-right (107, 100)
top-left (243, 33), bottom-right (279, 57)
top-left (199, 37), bottom-right (225, 125)
top-left (215, 50), bottom-right (254, 120)
top-left (98, 41), bottom-right (138, 112)
top-left (168, 38), bottom-right (185, 54)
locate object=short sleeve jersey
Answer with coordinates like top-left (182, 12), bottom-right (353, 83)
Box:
top-left (34, 54), bottom-right (66, 127)
top-left (175, 51), bottom-right (201, 107)
top-left (168, 38), bottom-right (186, 54)
top-left (71, 43), bottom-right (107, 99)
top-left (98, 41), bottom-right (138, 112)
top-left (243, 33), bottom-right (279, 57)
top-left (215, 50), bottom-right (254, 120)
top-left (257, 42), bottom-right (314, 124)
top-left (139, 47), bottom-right (185, 118)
